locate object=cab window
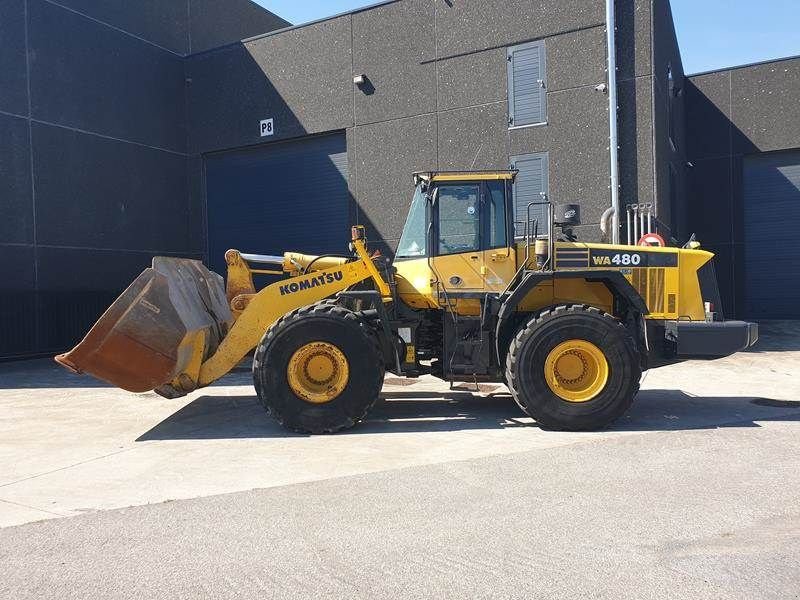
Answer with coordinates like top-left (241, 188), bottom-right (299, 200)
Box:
top-left (396, 186), bottom-right (428, 258)
top-left (487, 180), bottom-right (508, 248)
top-left (437, 184), bottom-right (480, 255)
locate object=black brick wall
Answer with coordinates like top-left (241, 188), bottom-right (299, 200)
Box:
top-left (0, 0), bottom-right (285, 359)
top-left (685, 57), bottom-right (800, 317)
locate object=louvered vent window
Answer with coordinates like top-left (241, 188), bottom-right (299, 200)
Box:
top-left (507, 40), bottom-right (547, 128)
top-left (511, 152), bottom-right (550, 236)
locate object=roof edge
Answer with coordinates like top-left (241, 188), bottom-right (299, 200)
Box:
top-left (187, 0), bottom-right (401, 58)
top-left (688, 53), bottom-right (800, 78)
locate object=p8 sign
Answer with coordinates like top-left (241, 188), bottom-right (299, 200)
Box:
top-left (260, 118), bottom-right (274, 137)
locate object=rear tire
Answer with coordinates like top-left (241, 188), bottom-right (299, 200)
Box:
top-left (505, 305), bottom-right (640, 431)
top-left (253, 302), bottom-right (384, 434)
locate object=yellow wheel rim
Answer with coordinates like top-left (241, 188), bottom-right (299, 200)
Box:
top-left (287, 342), bottom-right (350, 404)
top-left (544, 339), bottom-right (609, 403)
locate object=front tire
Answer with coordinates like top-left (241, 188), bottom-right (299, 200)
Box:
top-left (505, 305), bottom-right (641, 431)
top-left (253, 302), bottom-right (384, 434)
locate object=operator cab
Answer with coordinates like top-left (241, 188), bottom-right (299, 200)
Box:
top-left (393, 171), bottom-right (520, 309)
top-left (396, 171), bottom-right (516, 261)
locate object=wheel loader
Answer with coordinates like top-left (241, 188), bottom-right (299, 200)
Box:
top-left (56, 171), bottom-right (758, 432)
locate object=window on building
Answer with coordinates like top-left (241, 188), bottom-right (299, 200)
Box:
top-left (667, 64), bottom-right (678, 150)
top-left (437, 184), bottom-right (481, 255)
top-left (507, 41), bottom-right (547, 128)
top-left (510, 152), bottom-right (550, 237)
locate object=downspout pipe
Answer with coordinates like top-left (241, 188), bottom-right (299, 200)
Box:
top-left (606, 0), bottom-right (621, 244)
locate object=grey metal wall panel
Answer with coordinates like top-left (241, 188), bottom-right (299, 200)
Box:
top-left (546, 26), bottom-right (607, 93)
top-left (511, 152), bottom-right (549, 235)
top-left (686, 157), bottom-right (733, 245)
top-left (205, 133), bottom-right (349, 275)
top-left (186, 16), bottom-right (352, 155)
top-left (434, 0), bottom-right (604, 58)
top-left (0, 113), bottom-right (33, 245)
top-left (438, 48), bottom-right (507, 112)
top-left (35, 246), bottom-right (201, 352)
top-left (28, 0), bottom-right (187, 153)
top-left (650, 0), bottom-right (687, 239)
top-left (32, 122), bottom-right (192, 253)
top-left (49, 0), bottom-right (189, 54)
top-left (731, 58), bottom-right (800, 155)
top-left (509, 85), bottom-right (610, 225)
top-left (352, 114), bottom-right (437, 253)
top-left (189, 0), bottom-right (290, 54)
top-left (685, 72), bottom-right (732, 162)
top-left (618, 78), bottom-right (655, 215)
top-left (352, 0), bottom-right (436, 126)
top-left (438, 102), bottom-right (509, 172)
top-left (615, 0), bottom-right (653, 81)
top-left (508, 41), bottom-right (547, 127)
top-left (0, 245), bottom-right (36, 357)
top-left (0, 0), bottom-right (28, 116)
top-left (743, 152), bottom-right (800, 318)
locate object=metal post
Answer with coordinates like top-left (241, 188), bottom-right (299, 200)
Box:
top-left (626, 206), bottom-right (632, 246)
top-left (606, 0), bottom-right (621, 245)
top-left (639, 205), bottom-right (646, 241)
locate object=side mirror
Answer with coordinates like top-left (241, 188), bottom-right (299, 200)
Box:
top-left (554, 204), bottom-right (581, 227)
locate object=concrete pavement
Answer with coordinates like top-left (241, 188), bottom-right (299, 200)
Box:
top-left (1, 415), bottom-right (799, 599)
top-left (0, 321), bottom-right (798, 598)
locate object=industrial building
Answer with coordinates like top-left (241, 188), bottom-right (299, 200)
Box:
top-left (1, 0), bottom-right (798, 359)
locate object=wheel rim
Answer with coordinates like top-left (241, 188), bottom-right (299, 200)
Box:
top-left (287, 342), bottom-right (350, 404)
top-left (544, 339), bottom-right (609, 403)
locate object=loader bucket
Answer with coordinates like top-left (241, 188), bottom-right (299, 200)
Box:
top-left (55, 257), bottom-right (233, 395)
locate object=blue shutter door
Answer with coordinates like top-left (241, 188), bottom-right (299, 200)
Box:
top-left (508, 41), bottom-right (546, 127)
top-left (743, 151), bottom-right (800, 318)
top-left (511, 153), bottom-right (549, 236)
top-left (205, 132), bottom-right (349, 275)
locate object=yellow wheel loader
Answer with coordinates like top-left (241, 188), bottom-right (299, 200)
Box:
top-left (56, 171), bottom-right (758, 433)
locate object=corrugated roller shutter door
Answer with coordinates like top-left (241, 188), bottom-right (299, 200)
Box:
top-left (508, 41), bottom-right (546, 127)
top-left (743, 151), bottom-right (800, 318)
top-left (205, 132), bottom-right (349, 275)
top-left (511, 153), bottom-right (549, 236)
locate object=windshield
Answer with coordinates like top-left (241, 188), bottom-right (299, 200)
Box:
top-left (396, 186), bottom-right (428, 258)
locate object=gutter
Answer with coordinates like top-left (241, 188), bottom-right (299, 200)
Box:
top-left (605, 0), bottom-right (621, 244)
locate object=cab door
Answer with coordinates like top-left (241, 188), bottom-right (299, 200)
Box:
top-left (432, 183), bottom-right (485, 291)
top-left (482, 179), bottom-right (518, 292)
top-left (431, 180), bottom-right (517, 294)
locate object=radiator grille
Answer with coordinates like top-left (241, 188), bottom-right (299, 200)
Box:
top-left (649, 268), bottom-right (665, 313)
top-left (630, 268), bottom-right (666, 314)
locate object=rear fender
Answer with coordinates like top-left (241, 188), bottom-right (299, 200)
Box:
top-left (494, 270), bottom-right (649, 366)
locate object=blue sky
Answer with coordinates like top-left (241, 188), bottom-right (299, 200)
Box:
top-left (254, 0), bottom-right (800, 74)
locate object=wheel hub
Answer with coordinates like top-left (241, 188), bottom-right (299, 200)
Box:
top-left (287, 342), bottom-right (350, 404)
top-left (544, 339), bottom-right (609, 403)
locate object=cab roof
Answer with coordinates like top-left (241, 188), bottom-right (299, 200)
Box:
top-left (414, 170), bottom-right (518, 184)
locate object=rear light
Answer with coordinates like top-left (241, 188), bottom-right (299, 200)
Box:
top-left (704, 302), bottom-right (716, 323)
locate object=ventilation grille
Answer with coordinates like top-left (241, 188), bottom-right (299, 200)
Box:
top-left (631, 268), bottom-right (666, 314)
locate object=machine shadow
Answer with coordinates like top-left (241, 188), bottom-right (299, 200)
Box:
top-left (136, 388), bottom-right (800, 441)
